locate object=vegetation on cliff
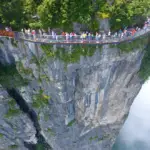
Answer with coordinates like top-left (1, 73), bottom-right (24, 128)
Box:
top-left (5, 98), bottom-right (21, 118)
top-left (0, 63), bottom-right (29, 88)
top-left (40, 33), bottom-right (150, 81)
top-left (139, 36), bottom-right (150, 81)
top-left (41, 44), bottom-right (102, 67)
top-left (0, 0), bottom-right (150, 30)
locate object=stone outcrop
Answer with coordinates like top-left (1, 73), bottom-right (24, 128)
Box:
top-left (0, 36), bottom-right (148, 150)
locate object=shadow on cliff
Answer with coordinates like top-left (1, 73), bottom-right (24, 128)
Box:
top-left (138, 36), bottom-right (150, 81)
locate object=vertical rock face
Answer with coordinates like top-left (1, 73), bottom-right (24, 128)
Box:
top-left (0, 37), bottom-right (147, 150)
top-left (0, 86), bottom-right (36, 150)
top-left (98, 18), bottom-right (110, 32)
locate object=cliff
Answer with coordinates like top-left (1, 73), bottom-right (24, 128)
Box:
top-left (0, 35), bottom-right (149, 150)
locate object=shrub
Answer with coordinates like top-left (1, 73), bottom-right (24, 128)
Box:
top-left (9, 144), bottom-right (18, 149)
top-left (67, 119), bottom-right (76, 127)
top-left (0, 133), bottom-right (3, 138)
top-left (4, 99), bottom-right (21, 118)
top-left (32, 89), bottom-right (50, 108)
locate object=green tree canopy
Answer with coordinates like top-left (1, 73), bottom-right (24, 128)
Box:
top-left (0, 0), bottom-right (150, 31)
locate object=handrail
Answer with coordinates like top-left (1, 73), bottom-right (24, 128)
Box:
top-left (18, 26), bottom-right (150, 44)
top-left (0, 26), bottom-right (150, 45)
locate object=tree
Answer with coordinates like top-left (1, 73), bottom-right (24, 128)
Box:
top-left (0, 0), bottom-right (26, 30)
top-left (109, 0), bottom-right (150, 30)
top-left (0, 0), bottom-right (41, 30)
top-left (37, 0), bottom-right (96, 30)
top-left (0, 0), bottom-right (150, 31)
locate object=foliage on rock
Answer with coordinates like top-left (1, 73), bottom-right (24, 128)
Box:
top-left (110, 34), bottom-right (149, 52)
top-left (41, 44), bottom-right (101, 66)
top-left (0, 133), bottom-right (3, 138)
top-left (67, 119), bottom-right (76, 127)
top-left (32, 89), bottom-right (50, 108)
top-left (0, 63), bottom-right (29, 88)
top-left (5, 98), bottom-right (21, 118)
top-left (139, 36), bottom-right (150, 81)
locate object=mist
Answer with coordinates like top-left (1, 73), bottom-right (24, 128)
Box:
top-left (113, 79), bottom-right (150, 150)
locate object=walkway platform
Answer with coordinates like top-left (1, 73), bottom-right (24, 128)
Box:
top-left (18, 27), bottom-right (150, 45)
top-left (0, 27), bottom-right (150, 45)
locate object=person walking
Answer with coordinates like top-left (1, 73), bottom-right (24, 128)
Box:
top-left (96, 32), bottom-right (99, 41)
top-left (31, 29), bottom-right (36, 40)
top-left (108, 30), bottom-right (111, 37)
top-left (102, 33), bottom-right (106, 40)
top-left (66, 32), bottom-right (69, 41)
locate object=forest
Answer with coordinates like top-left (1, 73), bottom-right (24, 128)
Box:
top-left (0, 0), bottom-right (150, 31)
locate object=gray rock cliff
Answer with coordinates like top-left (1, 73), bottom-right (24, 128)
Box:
top-left (0, 36), bottom-right (149, 150)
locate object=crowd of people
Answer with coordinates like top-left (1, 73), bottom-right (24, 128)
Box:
top-left (5, 17), bottom-right (150, 42)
